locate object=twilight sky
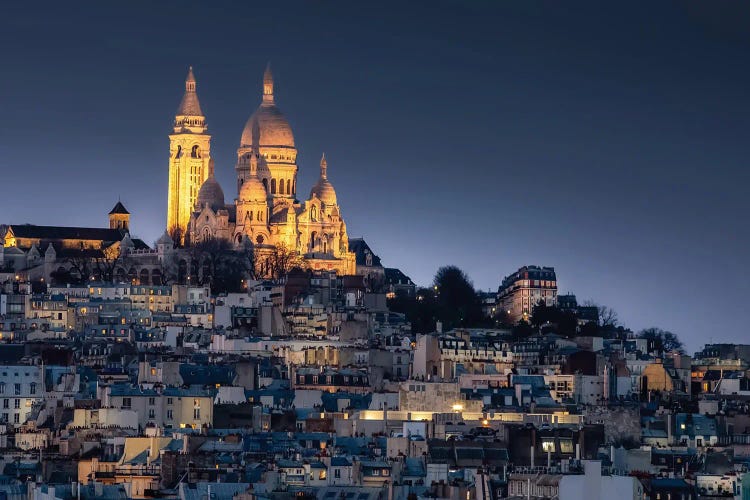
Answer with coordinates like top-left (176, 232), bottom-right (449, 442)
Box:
top-left (2, 1), bottom-right (749, 352)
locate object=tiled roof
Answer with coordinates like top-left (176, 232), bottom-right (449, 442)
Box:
top-left (8, 224), bottom-right (126, 242)
top-left (348, 238), bottom-right (383, 267)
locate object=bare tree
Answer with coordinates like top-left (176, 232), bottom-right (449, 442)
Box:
top-left (598, 306), bottom-right (619, 329)
top-left (639, 327), bottom-right (684, 354)
top-left (157, 251), bottom-right (180, 286)
top-left (188, 237), bottom-right (254, 292)
top-left (92, 244), bottom-right (124, 282)
top-left (582, 301), bottom-right (619, 329)
top-left (64, 254), bottom-right (93, 284)
top-left (255, 243), bottom-right (305, 280)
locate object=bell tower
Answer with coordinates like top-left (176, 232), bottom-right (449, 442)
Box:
top-left (167, 66), bottom-right (212, 241)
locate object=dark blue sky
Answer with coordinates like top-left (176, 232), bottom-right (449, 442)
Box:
top-left (2, 1), bottom-right (749, 352)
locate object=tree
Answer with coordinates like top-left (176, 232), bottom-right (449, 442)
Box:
top-left (638, 327), bottom-right (684, 354)
top-left (255, 243), bottom-right (305, 280)
top-left (157, 252), bottom-right (180, 286)
top-left (432, 265), bottom-right (484, 331)
top-left (168, 226), bottom-right (184, 248)
top-left (64, 254), bottom-right (93, 284)
top-left (388, 287), bottom-right (439, 334)
top-left (92, 244), bottom-right (123, 282)
top-left (581, 301), bottom-right (620, 337)
top-left (598, 305), bottom-right (619, 329)
top-left (189, 237), bottom-right (254, 293)
top-left (530, 300), bottom-right (578, 337)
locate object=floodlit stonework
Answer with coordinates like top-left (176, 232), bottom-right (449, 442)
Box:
top-left (169, 65), bottom-right (355, 274)
top-left (166, 67), bottom-right (212, 239)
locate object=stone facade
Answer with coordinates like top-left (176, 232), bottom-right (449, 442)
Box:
top-left (169, 66), bottom-right (355, 275)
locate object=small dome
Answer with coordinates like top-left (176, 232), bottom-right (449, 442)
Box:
top-left (240, 105), bottom-right (295, 148)
top-left (310, 153), bottom-right (337, 205)
top-left (239, 175), bottom-right (268, 203)
top-left (196, 175), bottom-right (225, 211)
top-left (310, 178), bottom-right (337, 206)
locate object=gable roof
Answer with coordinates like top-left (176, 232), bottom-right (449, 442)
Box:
top-left (109, 202), bottom-right (130, 215)
top-left (8, 224), bottom-right (127, 243)
top-left (348, 238), bottom-right (382, 267)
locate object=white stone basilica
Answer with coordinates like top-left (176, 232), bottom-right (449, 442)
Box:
top-left (167, 65), bottom-right (355, 274)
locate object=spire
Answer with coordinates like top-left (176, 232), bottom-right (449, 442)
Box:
top-left (320, 153), bottom-right (328, 179)
top-left (177, 66), bottom-right (203, 116)
top-left (250, 153), bottom-right (258, 175)
top-left (263, 63), bottom-right (274, 105)
top-left (186, 66), bottom-right (196, 92)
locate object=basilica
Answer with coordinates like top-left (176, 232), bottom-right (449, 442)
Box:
top-left (167, 66), bottom-right (356, 275)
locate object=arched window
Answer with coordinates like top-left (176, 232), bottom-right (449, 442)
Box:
top-left (175, 146), bottom-right (182, 159)
top-left (292, 180), bottom-right (296, 195)
top-left (310, 231), bottom-right (317, 252)
top-left (311, 205), bottom-right (317, 222)
top-left (139, 269), bottom-right (150, 286)
top-left (115, 268), bottom-right (126, 283)
top-left (249, 210), bottom-right (253, 221)
top-left (279, 179), bottom-right (285, 194)
top-left (287, 181), bottom-right (291, 195)
top-left (202, 227), bottom-right (211, 241)
top-left (191, 145), bottom-right (201, 158)
top-left (152, 269), bottom-right (162, 286)
top-left (271, 178), bottom-right (276, 194)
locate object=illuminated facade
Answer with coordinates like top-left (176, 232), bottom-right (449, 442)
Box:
top-left (175, 66), bottom-right (355, 274)
top-left (166, 67), bottom-right (212, 240)
top-left (497, 265), bottom-right (558, 323)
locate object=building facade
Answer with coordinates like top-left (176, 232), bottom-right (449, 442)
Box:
top-left (497, 265), bottom-right (558, 323)
top-left (168, 66), bottom-right (355, 275)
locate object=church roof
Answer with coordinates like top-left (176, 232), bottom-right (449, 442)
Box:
top-left (156, 231), bottom-right (173, 246)
top-left (177, 66), bottom-right (203, 116)
top-left (310, 154), bottom-right (337, 205)
top-left (109, 201), bottom-right (129, 215)
top-left (241, 104), bottom-right (294, 148)
top-left (348, 238), bottom-right (382, 267)
top-left (196, 175), bottom-right (225, 211)
top-left (240, 67), bottom-right (294, 148)
top-left (8, 224), bottom-right (127, 243)
top-left (239, 175), bottom-right (268, 203)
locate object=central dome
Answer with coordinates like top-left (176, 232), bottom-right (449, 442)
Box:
top-left (240, 105), bottom-right (295, 148)
top-left (239, 66), bottom-right (295, 148)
